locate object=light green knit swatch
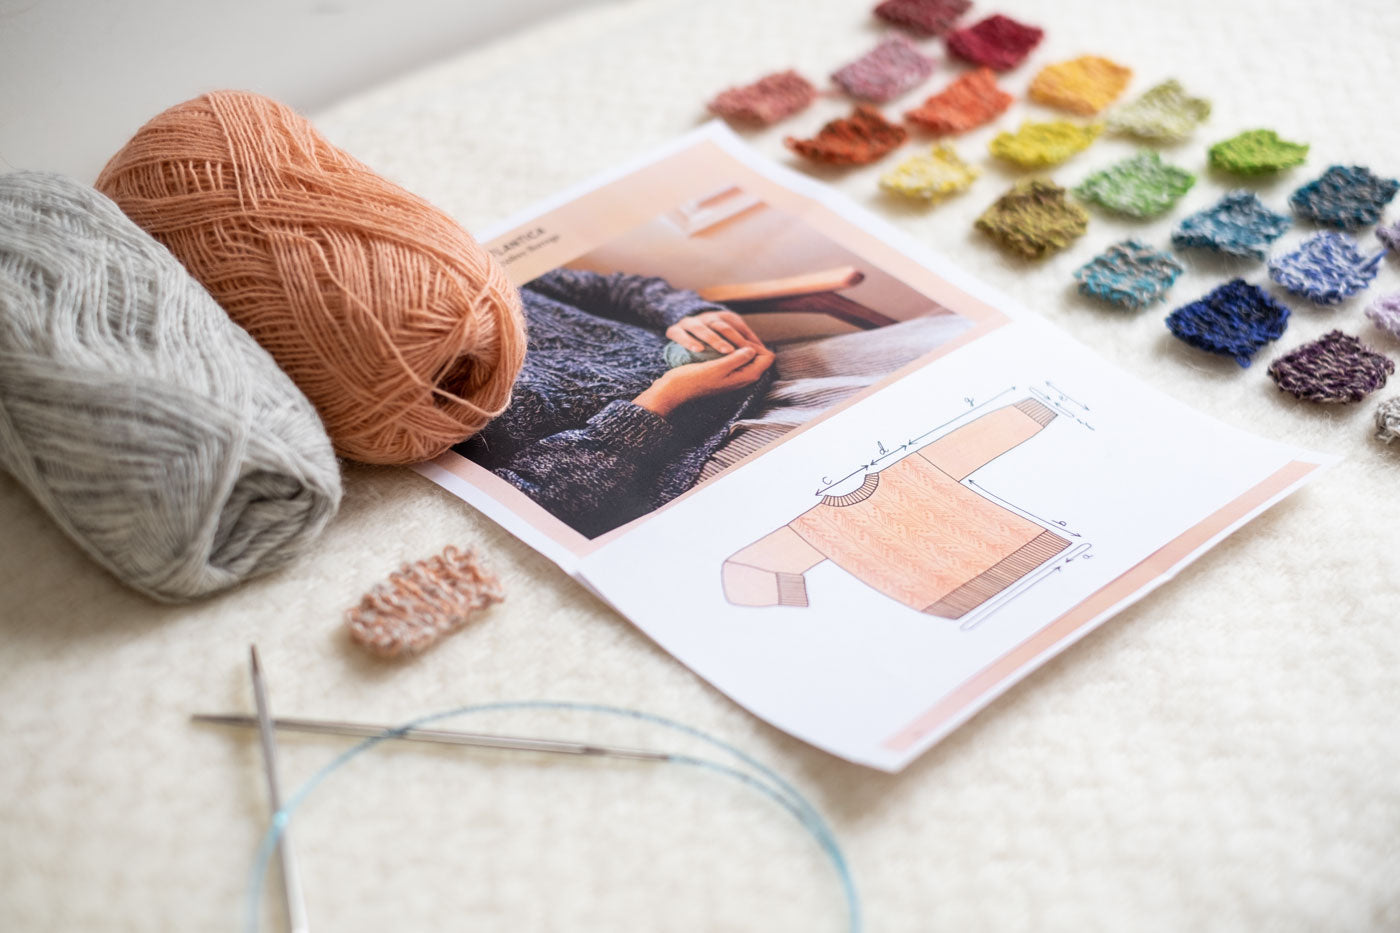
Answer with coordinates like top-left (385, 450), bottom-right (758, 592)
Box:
top-left (1107, 80), bottom-right (1211, 141)
top-left (1075, 151), bottom-right (1196, 218)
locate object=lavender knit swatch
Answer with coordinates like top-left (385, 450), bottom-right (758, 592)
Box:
top-left (1166, 278), bottom-right (1291, 367)
top-left (1268, 330), bottom-right (1394, 403)
top-left (1267, 232), bottom-right (1384, 305)
top-left (1365, 292), bottom-right (1400, 339)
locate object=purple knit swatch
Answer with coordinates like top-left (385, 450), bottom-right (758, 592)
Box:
top-left (1365, 292), bottom-right (1400, 340)
top-left (833, 36), bottom-right (937, 102)
top-left (874, 0), bottom-right (971, 37)
top-left (1378, 218), bottom-right (1400, 254)
top-left (1166, 278), bottom-right (1291, 367)
top-left (1289, 165), bottom-right (1400, 230)
top-left (1267, 232), bottom-right (1384, 305)
top-left (1268, 330), bottom-right (1394, 403)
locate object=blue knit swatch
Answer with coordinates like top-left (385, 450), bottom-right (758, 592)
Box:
top-left (1289, 165), bottom-right (1399, 230)
top-left (1172, 191), bottom-right (1291, 260)
top-left (1267, 232), bottom-right (1384, 305)
top-left (1166, 278), bottom-right (1292, 367)
top-left (1073, 239), bottom-right (1184, 310)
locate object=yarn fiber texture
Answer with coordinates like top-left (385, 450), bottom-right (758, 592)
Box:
top-left (95, 91), bottom-right (527, 465)
top-left (0, 173), bottom-right (341, 601)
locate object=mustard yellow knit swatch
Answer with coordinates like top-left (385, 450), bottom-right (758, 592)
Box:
top-left (880, 145), bottom-right (980, 201)
top-left (976, 178), bottom-right (1089, 259)
top-left (1028, 56), bottom-right (1132, 115)
top-left (989, 120), bottom-right (1102, 168)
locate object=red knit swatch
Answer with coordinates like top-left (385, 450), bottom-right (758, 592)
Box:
top-left (905, 68), bottom-right (1012, 134)
top-left (874, 0), bottom-right (971, 37)
top-left (832, 36), bottom-right (937, 103)
top-left (946, 14), bottom-right (1044, 70)
top-left (785, 106), bottom-right (909, 165)
top-left (708, 70), bottom-right (819, 125)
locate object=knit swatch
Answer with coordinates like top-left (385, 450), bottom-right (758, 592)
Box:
top-left (1375, 396), bottom-right (1400, 444)
top-left (1289, 165), bottom-right (1400, 230)
top-left (1208, 129), bottom-right (1309, 175)
top-left (1074, 240), bottom-right (1184, 310)
top-left (346, 546), bottom-right (505, 658)
top-left (1267, 232), bottom-right (1383, 305)
top-left (1027, 56), bottom-right (1132, 115)
top-left (1106, 79), bottom-right (1211, 142)
top-left (1378, 218), bottom-right (1400, 254)
top-left (1365, 291), bottom-right (1400, 340)
top-left (874, 0), bottom-right (971, 36)
top-left (988, 120), bottom-right (1101, 168)
top-left (1268, 331), bottom-right (1394, 403)
top-left (832, 37), bottom-right (937, 102)
top-left (905, 68), bottom-right (1013, 134)
top-left (975, 179), bottom-right (1089, 259)
top-left (945, 14), bottom-right (1044, 70)
top-left (1074, 151), bottom-right (1195, 218)
top-left (881, 145), bottom-right (980, 200)
top-left (786, 106), bottom-right (908, 165)
top-left (1166, 279), bottom-right (1291, 367)
top-left (708, 70), bottom-right (818, 125)
top-left (1172, 191), bottom-right (1291, 260)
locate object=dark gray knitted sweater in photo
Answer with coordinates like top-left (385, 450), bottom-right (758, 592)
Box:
top-left (458, 268), bottom-right (770, 539)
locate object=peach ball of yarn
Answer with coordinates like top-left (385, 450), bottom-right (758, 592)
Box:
top-left (95, 91), bottom-right (526, 465)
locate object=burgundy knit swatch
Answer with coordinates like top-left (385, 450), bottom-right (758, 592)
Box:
top-left (786, 106), bottom-right (909, 165)
top-left (946, 14), bottom-right (1044, 70)
top-left (1268, 330), bottom-right (1395, 403)
top-left (874, 0), bottom-right (971, 36)
top-left (833, 36), bottom-right (937, 102)
top-left (708, 70), bottom-right (818, 125)
top-left (905, 68), bottom-right (1012, 134)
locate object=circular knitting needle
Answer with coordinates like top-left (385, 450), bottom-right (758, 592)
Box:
top-left (193, 712), bottom-right (675, 763)
top-left (249, 646), bottom-right (310, 933)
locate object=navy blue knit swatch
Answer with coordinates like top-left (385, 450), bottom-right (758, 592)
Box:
top-left (1289, 165), bottom-right (1399, 230)
top-left (1172, 191), bottom-right (1291, 260)
top-left (1073, 239), bottom-right (1183, 310)
top-left (1267, 232), bottom-right (1384, 304)
top-left (1165, 278), bottom-right (1292, 367)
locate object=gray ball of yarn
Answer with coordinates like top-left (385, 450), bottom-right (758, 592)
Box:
top-left (662, 340), bottom-right (725, 369)
top-left (0, 172), bottom-right (342, 601)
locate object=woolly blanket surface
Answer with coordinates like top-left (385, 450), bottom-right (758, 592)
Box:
top-left (2, 1), bottom-right (1398, 930)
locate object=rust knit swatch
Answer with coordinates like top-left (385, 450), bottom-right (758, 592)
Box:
top-left (976, 179), bottom-right (1089, 259)
top-left (346, 546), bottom-right (505, 658)
top-left (95, 92), bottom-right (527, 466)
top-left (786, 106), bottom-right (909, 165)
top-left (708, 71), bottom-right (818, 125)
top-left (1028, 56), bottom-right (1133, 115)
top-left (905, 68), bottom-right (1013, 134)
top-left (874, 0), bottom-right (971, 37)
top-left (946, 15), bottom-right (1044, 71)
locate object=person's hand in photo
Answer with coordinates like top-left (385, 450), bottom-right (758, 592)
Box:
top-left (634, 343), bottom-right (775, 417)
top-left (666, 310), bottom-right (766, 356)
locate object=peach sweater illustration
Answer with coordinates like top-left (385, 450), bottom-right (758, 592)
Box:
top-left (721, 399), bottom-right (1070, 617)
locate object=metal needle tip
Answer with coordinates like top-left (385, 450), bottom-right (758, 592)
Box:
top-left (249, 646), bottom-right (309, 933)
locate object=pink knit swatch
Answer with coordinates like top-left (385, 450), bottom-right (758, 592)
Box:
top-left (874, 0), bottom-right (971, 37)
top-left (832, 37), bottom-right (936, 102)
top-left (708, 70), bottom-right (818, 125)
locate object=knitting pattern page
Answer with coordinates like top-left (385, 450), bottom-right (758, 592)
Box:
top-left (413, 124), bottom-right (1331, 769)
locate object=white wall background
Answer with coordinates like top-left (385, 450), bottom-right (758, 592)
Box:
top-left (0, 0), bottom-right (603, 183)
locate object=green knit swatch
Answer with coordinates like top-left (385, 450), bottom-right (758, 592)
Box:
top-left (1107, 79), bottom-right (1211, 141)
top-left (988, 120), bottom-right (1102, 168)
top-left (1208, 129), bottom-right (1309, 175)
top-left (976, 178), bottom-right (1089, 259)
top-left (1075, 151), bottom-right (1196, 218)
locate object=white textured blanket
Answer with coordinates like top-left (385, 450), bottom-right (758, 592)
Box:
top-left (3, 0), bottom-right (1398, 930)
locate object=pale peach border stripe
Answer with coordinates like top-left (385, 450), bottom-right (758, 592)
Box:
top-left (882, 459), bottom-right (1319, 753)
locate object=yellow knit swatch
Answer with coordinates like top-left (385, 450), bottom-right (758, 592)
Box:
top-left (880, 145), bottom-right (980, 201)
top-left (1028, 56), bottom-right (1132, 115)
top-left (989, 121), bottom-right (1102, 168)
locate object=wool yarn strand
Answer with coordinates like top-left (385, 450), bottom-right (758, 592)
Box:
top-left (0, 172), bottom-right (341, 601)
top-left (96, 91), bottom-right (527, 465)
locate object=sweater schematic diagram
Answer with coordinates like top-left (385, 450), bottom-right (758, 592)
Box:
top-left (721, 397), bottom-right (1080, 618)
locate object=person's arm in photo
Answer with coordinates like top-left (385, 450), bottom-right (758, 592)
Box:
top-left (529, 267), bottom-right (766, 356)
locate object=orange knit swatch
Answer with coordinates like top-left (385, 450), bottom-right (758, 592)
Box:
top-left (96, 92), bottom-right (527, 465)
top-left (905, 68), bottom-right (1013, 134)
top-left (1028, 56), bottom-right (1133, 115)
top-left (785, 106), bottom-right (909, 165)
top-left (346, 546), bottom-right (505, 658)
